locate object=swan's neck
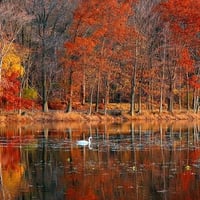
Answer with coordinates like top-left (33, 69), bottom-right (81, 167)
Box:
top-left (88, 137), bottom-right (92, 143)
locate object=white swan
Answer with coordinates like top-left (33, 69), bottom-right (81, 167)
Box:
top-left (76, 137), bottom-right (92, 146)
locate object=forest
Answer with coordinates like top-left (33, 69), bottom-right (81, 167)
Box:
top-left (0, 0), bottom-right (199, 116)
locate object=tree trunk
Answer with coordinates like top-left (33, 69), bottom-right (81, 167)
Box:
top-left (81, 69), bottom-right (86, 105)
top-left (81, 54), bottom-right (86, 105)
top-left (42, 38), bottom-right (48, 112)
top-left (186, 73), bottom-right (190, 110)
top-left (138, 83), bottom-right (142, 114)
top-left (147, 56), bottom-right (153, 111)
top-left (195, 95), bottom-right (200, 113)
top-left (193, 89), bottom-right (199, 112)
top-left (95, 67), bottom-right (100, 112)
top-left (104, 72), bottom-right (110, 115)
top-left (130, 69), bottom-right (136, 116)
top-left (67, 90), bottom-right (72, 113)
top-left (179, 95), bottom-right (182, 111)
top-left (66, 67), bottom-right (73, 113)
top-left (160, 32), bottom-right (166, 113)
top-left (130, 40), bottom-right (138, 116)
top-left (89, 86), bottom-right (94, 115)
top-left (167, 83), bottom-right (173, 112)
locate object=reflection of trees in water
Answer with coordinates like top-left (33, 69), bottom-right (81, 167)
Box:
top-left (0, 127), bottom-right (27, 200)
top-left (62, 122), bottom-right (200, 200)
top-left (0, 122), bottom-right (200, 199)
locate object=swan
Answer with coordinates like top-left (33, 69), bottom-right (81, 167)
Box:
top-left (76, 137), bottom-right (92, 146)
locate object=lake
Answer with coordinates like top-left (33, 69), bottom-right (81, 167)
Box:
top-left (0, 121), bottom-right (200, 200)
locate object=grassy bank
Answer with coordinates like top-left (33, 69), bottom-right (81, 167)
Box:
top-left (0, 108), bottom-right (200, 124)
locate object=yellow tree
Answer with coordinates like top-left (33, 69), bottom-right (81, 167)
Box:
top-left (0, 44), bottom-right (31, 111)
top-left (0, 1), bottom-right (32, 82)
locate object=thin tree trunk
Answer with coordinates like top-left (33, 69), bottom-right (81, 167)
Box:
top-left (42, 38), bottom-right (48, 112)
top-left (130, 68), bottom-right (136, 116)
top-left (160, 33), bottom-right (166, 113)
top-left (160, 66), bottom-right (164, 112)
top-left (89, 86), bottom-right (94, 115)
top-left (147, 56), bottom-right (152, 111)
top-left (104, 72), bottom-right (110, 115)
top-left (193, 89), bottom-right (198, 112)
top-left (130, 40), bottom-right (138, 116)
top-left (151, 83), bottom-right (154, 111)
top-left (66, 67), bottom-right (73, 113)
top-left (82, 53), bottom-right (86, 105)
top-left (186, 73), bottom-right (190, 110)
top-left (178, 66), bottom-right (182, 111)
top-left (67, 88), bottom-right (73, 113)
top-left (138, 83), bottom-right (142, 114)
top-left (95, 68), bottom-right (100, 112)
top-left (167, 82), bottom-right (173, 112)
top-left (138, 64), bottom-right (144, 114)
top-left (82, 68), bottom-right (86, 105)
top-left (95, 39), bottom-right (105, 112)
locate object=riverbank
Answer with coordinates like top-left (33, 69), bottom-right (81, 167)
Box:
top-left (0, 109), bottom-right (200, 124)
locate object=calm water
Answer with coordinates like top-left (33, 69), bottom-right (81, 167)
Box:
top-left (0, 121), bottom-right (200, 200)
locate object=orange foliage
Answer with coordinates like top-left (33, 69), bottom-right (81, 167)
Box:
top-left (0, 44), bottom-right (34, 111)
top-left (48, 100), bottom-right (67, 110)
top-left (179, 48), bottom-right (194, 73)
top-left (0, 72), bottom-right (33, 110)
top-left (0, 138), bottom-right (26, 200)
top-left (62, 0), bottom-right (136, 109)
top-left (159, 0), bottom-right (200, 44)
top-left (159, 0), bottom-right (200, 95)
top-left (189, 75), bottom-right (200, 89)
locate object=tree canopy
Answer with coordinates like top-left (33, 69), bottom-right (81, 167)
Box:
top-left (0, 0), bottom-right (199, 114)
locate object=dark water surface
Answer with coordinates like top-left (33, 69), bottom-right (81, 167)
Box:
top-left (0, 121), bottom-right (200, 200)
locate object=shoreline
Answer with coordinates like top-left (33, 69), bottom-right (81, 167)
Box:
top-left (1, 110), bottom-right (200, 124)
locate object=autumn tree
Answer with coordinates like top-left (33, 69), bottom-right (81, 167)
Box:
top-left (158, 0), bottom-right (200, 111)
top-left (63, 19), bottom-right (95, 112)
top-left (0, 1), bottom-right (34, 111)
top-left (0, 0), bottom-right (32, 81)
top-left (126, 0), bottom-right (162, 115)
top-left (20, 0), bottom-right (78, 112)
top-left (0, 44), bottom-right (32, 110)
top-left (63, 0), bottom-right (136, 114)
